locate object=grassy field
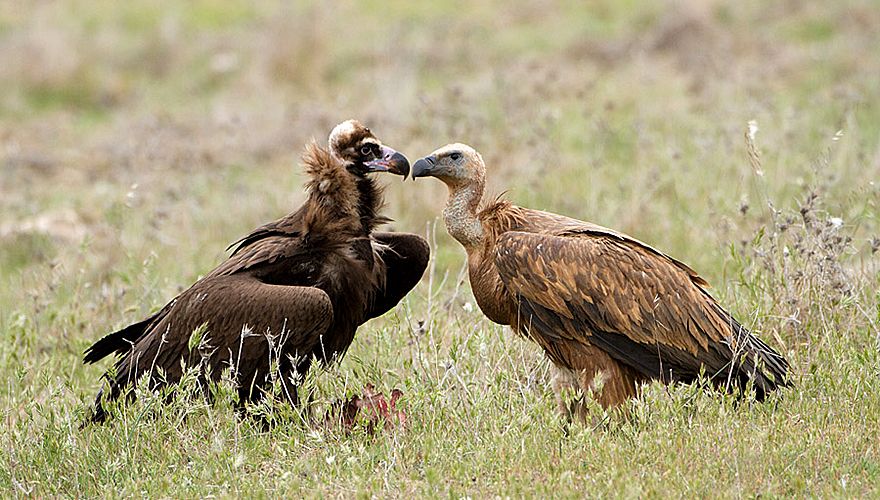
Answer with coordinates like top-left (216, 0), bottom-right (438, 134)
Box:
top-left (2, 0), bottom-right (879, 496)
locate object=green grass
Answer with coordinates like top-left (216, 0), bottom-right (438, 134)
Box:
top-left (2, 0), bottom-right (880, 496)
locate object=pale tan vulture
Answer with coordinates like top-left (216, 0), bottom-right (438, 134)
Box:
top-left (411, 143), bottom-right (789, 415)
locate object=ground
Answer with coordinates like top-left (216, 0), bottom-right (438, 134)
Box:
top-left (1, 0), bottom-right (879, 497)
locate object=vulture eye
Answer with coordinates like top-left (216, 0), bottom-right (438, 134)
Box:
top-left (360, 145), bottom-right (373, 156)
top-left (450, 152), bottom-right (462, 161)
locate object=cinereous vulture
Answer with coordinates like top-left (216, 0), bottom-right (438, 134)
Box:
top-left (411, 143), bottom-right (789, 415)
top-left (83, 120), bottom-right (429, 422)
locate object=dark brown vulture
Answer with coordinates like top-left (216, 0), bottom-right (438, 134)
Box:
top-left (411, 143), bottom-right (789, 413)
top-left (84, 120), bottom-right (429, 422)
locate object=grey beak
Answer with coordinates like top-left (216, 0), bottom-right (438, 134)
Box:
top-left (411, 155), bottom-right (437, 179)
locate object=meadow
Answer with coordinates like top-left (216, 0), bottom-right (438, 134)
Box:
top-left (1, 0), bottom-right (879, 496)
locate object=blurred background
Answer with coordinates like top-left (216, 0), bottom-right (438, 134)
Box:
top-left (1, 0), bottom-right (878, 365)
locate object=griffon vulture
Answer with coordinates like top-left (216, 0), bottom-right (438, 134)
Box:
top-left (411, 143), bottom-right (789, 413)
top-left (83, 121), bottom-right (429, 422)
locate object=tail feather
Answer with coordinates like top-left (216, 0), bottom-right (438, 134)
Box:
top-left (83, 312), bottom-right (158, 364)
top-left (721, 310), bottom-right (791, 400)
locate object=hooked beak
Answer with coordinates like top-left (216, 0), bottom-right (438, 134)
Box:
top-left (364, 145), bottom-right (410, 177)
top-left (411, 155), bottom-right (437, 179)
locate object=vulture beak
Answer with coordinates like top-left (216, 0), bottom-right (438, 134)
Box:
top-left (410, 155), bottom-right (437, 179)
top-left (364, 146), bottom-right (410, 177)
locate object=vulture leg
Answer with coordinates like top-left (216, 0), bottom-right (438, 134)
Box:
top-left (367, 232), bottom-right (430, 319)
top-left (553, 342), bottom-right (647, 417)
top-left (244, 351), bottom-right (315, 429)
top-left (94, 276), bottom-right (333, 422)
top-left (271, 353), bottom-right (314, 408)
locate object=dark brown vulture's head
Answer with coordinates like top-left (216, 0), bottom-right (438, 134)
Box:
top-left (410, 143), bottom-right (485, 187)
top-left (328, 119), bottom-right (410, 178)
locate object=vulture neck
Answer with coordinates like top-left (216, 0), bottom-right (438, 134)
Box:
top-left (355, 176), bottom-right (384, 233)
top-left (443, 179), bottom-right (485, 249)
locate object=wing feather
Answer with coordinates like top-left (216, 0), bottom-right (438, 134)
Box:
top-left (110, 275), bottom-right (334, 396)
top-left (494, 231), bottom-right (788, 397)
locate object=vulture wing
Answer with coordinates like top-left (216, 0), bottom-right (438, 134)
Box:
top-left (226, 207), bottom-right (307, 256)
top-left (100, 275), bottom-right (334, 415)
top-left (494, 230), bottom-right (788, 399)
top-left (366, 232), bottom-right (430, 319)
top-left (209, 234), bottom-right (314, 281)
top-left (85, 229), bottom-right (319, 365)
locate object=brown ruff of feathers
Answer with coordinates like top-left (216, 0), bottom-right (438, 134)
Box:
top-left (304, 141), bottom-right (392, 293)
top-left (302, 140), bottom-right (361, 233)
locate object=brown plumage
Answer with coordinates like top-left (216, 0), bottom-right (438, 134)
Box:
top-left (84, 121), bottom-right (429, 422)
top-left (411, 143), bottom-right (789, 413)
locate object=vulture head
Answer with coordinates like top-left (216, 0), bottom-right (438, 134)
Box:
top-left (410, 143), bottom-right (485, 186)
top-left (329, 119), bottom-right (410, 178)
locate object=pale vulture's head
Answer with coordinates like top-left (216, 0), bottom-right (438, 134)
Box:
top-left (327, 119), bottom-right (410, 177)
top-left (410, 143), bottom-right (485, 186)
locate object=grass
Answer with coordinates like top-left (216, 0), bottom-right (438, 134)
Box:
top-left (2, 0), bottom-right (880, 496)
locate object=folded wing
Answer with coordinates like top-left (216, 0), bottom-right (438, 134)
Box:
top-left (494, 230), bottom-right (789, 399)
